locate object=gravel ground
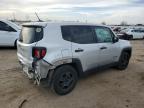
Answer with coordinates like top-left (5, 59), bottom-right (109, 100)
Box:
top-left (0, 40), bottom-right (144, 108)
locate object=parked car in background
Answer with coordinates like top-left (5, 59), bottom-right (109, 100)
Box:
top-left (112, 27), bottom-right (121, 33)
top-left (0, 20), bottom-right (21, 47)
top-left (125, 29), bottom-right (144, 39)
top-left (117, 33), bottom-right (133, 40)
top-left (17, 22), bottom-right (132, 95)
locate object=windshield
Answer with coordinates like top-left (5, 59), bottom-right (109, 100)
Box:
top-left (19, 26), bottom-right (43, 44)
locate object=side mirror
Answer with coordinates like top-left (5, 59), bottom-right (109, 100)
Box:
top-left (113, 37), bottom-right (119, 43)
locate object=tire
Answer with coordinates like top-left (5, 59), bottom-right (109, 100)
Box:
top-left (130, 35), bottom-right (133, 40)
top-left (14, 40), bottom-right (17, 48)
top-left (116, 52), bottom-right (130, 70)
top-left (52, 65), bottom-right (78, 95)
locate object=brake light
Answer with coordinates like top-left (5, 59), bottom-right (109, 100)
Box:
top-left (32, 47), bottom-right (46, 59)
top-left (41, 49), bottom-right (46, 57)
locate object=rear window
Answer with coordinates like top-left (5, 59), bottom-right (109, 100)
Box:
top-left (19, 26), bottom-right (43, 44)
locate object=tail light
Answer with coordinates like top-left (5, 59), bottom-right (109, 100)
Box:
top-left (32, 47), bottom-right (46, 59)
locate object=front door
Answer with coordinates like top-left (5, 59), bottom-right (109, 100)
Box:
top-left (94, 26), bottom-right (119, 66)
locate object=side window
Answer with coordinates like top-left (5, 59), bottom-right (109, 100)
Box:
top-left (136, 30), bottom-right (140, 33)
top-left (71, 26), bottom-right (95, 44)
top-left (95, 27), bottom-right (113, 43)
top-left (139, 30), bottom-right (144, 33)
top-left (134, 30), bottom-right (140, 33)
top-left (61, 26), bottom-right (72, 42)
top-left (0, 21), bottom-right (16, 32)
top-left (141, 30), bottom-right (144, 33)
top-left (61, 26), bottom-right (96, 44)
top-left (0, 21), bottom-right (7, 31)
top-left (133, 30), bottom-right (137, 32)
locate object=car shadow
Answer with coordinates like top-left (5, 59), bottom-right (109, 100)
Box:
top-left (81, 67), bottom-right (118, 79)
top-left (0, 47), bottom-right (16, 50)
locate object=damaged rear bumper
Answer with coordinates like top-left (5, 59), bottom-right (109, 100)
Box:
top-left (19, 59), bottom-right (53, 85)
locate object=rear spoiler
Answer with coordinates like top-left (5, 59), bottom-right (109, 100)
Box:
top-left (22, 22), bottom-right (47, 28)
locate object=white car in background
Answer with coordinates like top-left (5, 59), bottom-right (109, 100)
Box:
top-left (0, 20), bottom-right (21, 47)
top-left (125, 28), bottom-right (144, 39)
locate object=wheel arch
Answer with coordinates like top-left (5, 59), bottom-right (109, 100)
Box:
top-left (46, 58), bottom-right (84, 87)
top-left (52, 58), bottom-right (84, 78)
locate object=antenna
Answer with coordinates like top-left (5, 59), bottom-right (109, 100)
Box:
top-left (35, 12), bottom-right (43, 22)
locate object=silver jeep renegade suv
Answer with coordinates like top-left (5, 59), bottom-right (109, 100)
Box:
top-left (17, 22), bottom-right (132, 95)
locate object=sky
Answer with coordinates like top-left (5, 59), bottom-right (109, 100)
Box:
top-left (0, 0), bottom-right (144, 24)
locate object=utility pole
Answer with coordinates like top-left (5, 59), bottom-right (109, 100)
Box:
top-left (12, 12), bottom-right (16, 22)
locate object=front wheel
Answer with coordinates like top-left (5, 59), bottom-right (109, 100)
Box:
top-left (116, 52), bottom-right (130, 70)
top-left (52, 65), bottom-right (78, 95)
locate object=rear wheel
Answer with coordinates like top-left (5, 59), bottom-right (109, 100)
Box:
top-left (116, 52), bottom-right (130, 70)
top-left (52, 65), bottom-right (78, 95)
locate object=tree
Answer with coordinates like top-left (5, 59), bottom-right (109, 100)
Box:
top-left (120, 21), bottom-right (127, 26)
top-left (101, 21), bottom-right (106, 25)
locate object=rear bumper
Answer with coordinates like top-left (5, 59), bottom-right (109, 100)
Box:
top-left (18, 59), bottom-right (51, 77)
top-left (34, 59), bottom-right (52, 78)
top-left (18, 53), bottom-right (53, 84)
top-left (17, 53), bottom-right (33, 68)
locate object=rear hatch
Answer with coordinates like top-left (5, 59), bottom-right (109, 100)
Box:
top-left (17, 25), bottom-right (44, 66)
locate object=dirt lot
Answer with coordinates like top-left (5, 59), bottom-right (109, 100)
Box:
top-left (0, 40), bottom-right (144, 108)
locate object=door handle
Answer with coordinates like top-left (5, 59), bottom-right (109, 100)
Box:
top-left (75, 48), bottom-right (84, 52)
top-left (100, 46), bottom-right (107, 50)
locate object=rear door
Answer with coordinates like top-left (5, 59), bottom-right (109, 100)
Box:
top-left (0, 21), bottom-right (17, 46)
top-left (65, 25), bottom-right (100, 72)
top-left (17, 26), bottom-right (44, 65)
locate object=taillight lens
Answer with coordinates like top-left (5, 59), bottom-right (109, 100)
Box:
top-left (32, 47), bottom-right (46, 59)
